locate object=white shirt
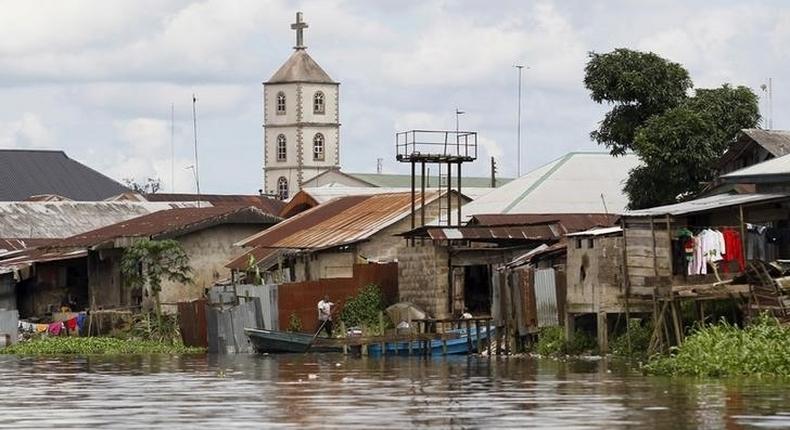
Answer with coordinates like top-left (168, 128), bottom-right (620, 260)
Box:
top-left (318, 300), bottom-right (333, 321)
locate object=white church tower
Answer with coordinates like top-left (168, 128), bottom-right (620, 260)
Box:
top-left (263, 12), bottom-right (340, 200)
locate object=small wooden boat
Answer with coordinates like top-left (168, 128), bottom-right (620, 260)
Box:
top-left (244, 327), bottom-right (341, 353)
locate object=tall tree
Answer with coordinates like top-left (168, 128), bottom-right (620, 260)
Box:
top-left (585, 49), bottom-right (760, 209)
top-left (123, 177), bottom-right (162, 195)
top-left (584, 49), bottom-right (692, 156)
top-left (626, 85), bottom-right (760, 208)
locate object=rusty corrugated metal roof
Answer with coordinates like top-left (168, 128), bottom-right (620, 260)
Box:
top-left (239, 192), bottom-right (441, 250)
top-left (55, 206), bottom-right (280, 248)
top-left (470, 213), bottom-right (618, 233)
top-left (146, 193), bottom-right (285, 215)
top-left (225, 247), bottom-right (299, 271)
top-left (0, 238), bottom-right (53, 253)
top-left (421, 224), bottom-right (561, 241)
top-left (0, 247), bottom-right (88, 273)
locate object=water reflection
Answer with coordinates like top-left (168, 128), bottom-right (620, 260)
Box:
top-left (0, 353), bottom-right (788, 429)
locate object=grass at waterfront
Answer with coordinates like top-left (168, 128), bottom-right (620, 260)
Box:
top-left (645, 315), bottom-right (790, 377)
top-left (1, 336), bottom-right (205, 355)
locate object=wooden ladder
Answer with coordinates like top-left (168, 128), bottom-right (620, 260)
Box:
top-left (745, 261), bottom-right (789, 322)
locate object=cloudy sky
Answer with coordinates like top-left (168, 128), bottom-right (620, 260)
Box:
top-left (0, 0), bottom-right (786, 193)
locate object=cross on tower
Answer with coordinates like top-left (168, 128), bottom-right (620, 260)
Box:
top-left (291, 12), bottom-right (308, 50)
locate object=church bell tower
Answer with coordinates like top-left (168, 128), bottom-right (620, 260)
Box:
top-left (263, 12), bottom-right (340, 200)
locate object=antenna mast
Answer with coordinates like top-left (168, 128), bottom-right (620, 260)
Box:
top-left (192, 94), bottom-right (201, 207)
top-left (170, 103), bottom-right (175, 193)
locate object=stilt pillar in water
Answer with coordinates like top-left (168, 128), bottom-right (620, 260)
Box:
top-left (597, 312), bottom-right (608, 353)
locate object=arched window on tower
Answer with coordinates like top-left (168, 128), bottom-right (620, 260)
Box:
top-left (313, 91), bottom-right (325, 114)
top-left (313, 133), bottom-right (325, 161)
top-left (276, 134), bottom-right (287, 161)
top-left (277, 177), bottom-right (289, 200)
top-left (276, 92), bottom-right (286, 114)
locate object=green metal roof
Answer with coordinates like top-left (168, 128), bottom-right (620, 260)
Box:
top-left (346, 172), bottom-right (511, 188)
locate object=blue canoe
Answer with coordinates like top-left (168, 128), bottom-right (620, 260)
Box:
top-left (367, 326), bottom-right (495, 356)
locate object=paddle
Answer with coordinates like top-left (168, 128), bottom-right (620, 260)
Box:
top-left (304, 306), bottom-right (336, 352)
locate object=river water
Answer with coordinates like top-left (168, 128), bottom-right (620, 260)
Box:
top-left (1, 354), bottom-right (789, 429)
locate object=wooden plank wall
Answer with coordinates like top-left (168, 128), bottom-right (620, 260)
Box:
top-left (624, 218), bottom-right (672, 294)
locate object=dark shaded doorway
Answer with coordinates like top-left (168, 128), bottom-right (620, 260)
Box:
top-left (464, 265), bottom-right (491, 314)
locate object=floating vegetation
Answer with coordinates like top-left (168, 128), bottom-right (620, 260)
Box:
top-left (1, 337), bottom-right (205, 355)
top-left (645, 315), bottom-right (790, 377)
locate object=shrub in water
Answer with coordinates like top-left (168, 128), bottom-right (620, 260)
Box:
top-left (340, 284), bottom-right (387, 331)
top-left (645, 314), bottom-right (790, 377)
top-left (288, 312), bottom-right (303, 332)
top-left (536, 326), bottom-right (598, 356)
top-left (611, 319), bottom-right (652, 360)
top-left (536, 326), bottom-right (565, 355)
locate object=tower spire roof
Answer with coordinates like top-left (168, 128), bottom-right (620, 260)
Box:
top-left (266, 12), bottom-right (335, 84)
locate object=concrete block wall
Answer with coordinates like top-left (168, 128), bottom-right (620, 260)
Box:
top-left (160, 224), bottom-right (265, 310)
top-left (397, 242), bottom-right (450, 319)
top-left (566, 235), bottom-right (627, 313)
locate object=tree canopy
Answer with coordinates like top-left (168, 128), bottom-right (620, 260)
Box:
top-left (585, 49), bottom-right (760, 209)
top-left (120, 239), bottom-right (192, 316)
top-left (584, 48), bottom-right (692, 156)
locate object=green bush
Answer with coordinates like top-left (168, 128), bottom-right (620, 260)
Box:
top-left (645, 314), bottom-right (790, 377)
top-left (566, 330), bottom-right (597, 355)
top-left (536, 326), bottom-right (566, 355)
top-left (340, 284), bottom-right (387, 332)
top-left (0, 337), bottom-right (204, 355)
top-left (536, 326), bottom-right (598, 356)
top-left (611, 319), bottom-right (652, 360)
top-left (287, 312), bottom-right (303, 332)
top-left (122, 312), bottom-right (182, 344)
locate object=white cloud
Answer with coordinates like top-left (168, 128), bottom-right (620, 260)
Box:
top-left (0, 113), bottom-right (54, 148)
top-left (99, 116), bottom-right (197, 192)
top-left (0, 0), bottom-right (789, 192)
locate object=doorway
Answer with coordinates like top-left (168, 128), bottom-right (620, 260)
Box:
top-left (464, 265), bottom-right (491, 315)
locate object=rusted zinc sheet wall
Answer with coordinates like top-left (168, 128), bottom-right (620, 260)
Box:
top-left (277, 263), bottom-right (398, 332)
top-left (352, 263), bottom-right (398, 304)
top-left (514, 267), bottom-right (538, 334)
top-left (178, 299), bottom-right (208, 348)
top-left (534, 268), bottom-right (559, 327)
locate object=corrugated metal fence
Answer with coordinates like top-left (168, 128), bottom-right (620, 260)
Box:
top-left (178, 299), bottom-right (208, 348)
top-left (236, 284), bottom-right (278, 330)
top-left (534, 268), bottom-right (559, 327)
top-left (0, 273), bottom-right (15, 311)
top-left (206, 300), bottom-right (263, 354)
top-left (277, 263), bottom-right (398, 332)
top-left (0, 310), bottom-right (18, 347)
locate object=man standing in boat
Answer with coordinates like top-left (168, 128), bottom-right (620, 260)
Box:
top-left (317, 295), bottom-right (334, 338)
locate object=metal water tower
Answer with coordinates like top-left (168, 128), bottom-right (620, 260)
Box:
top-left (395, 130), bottom-right (478, 229)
